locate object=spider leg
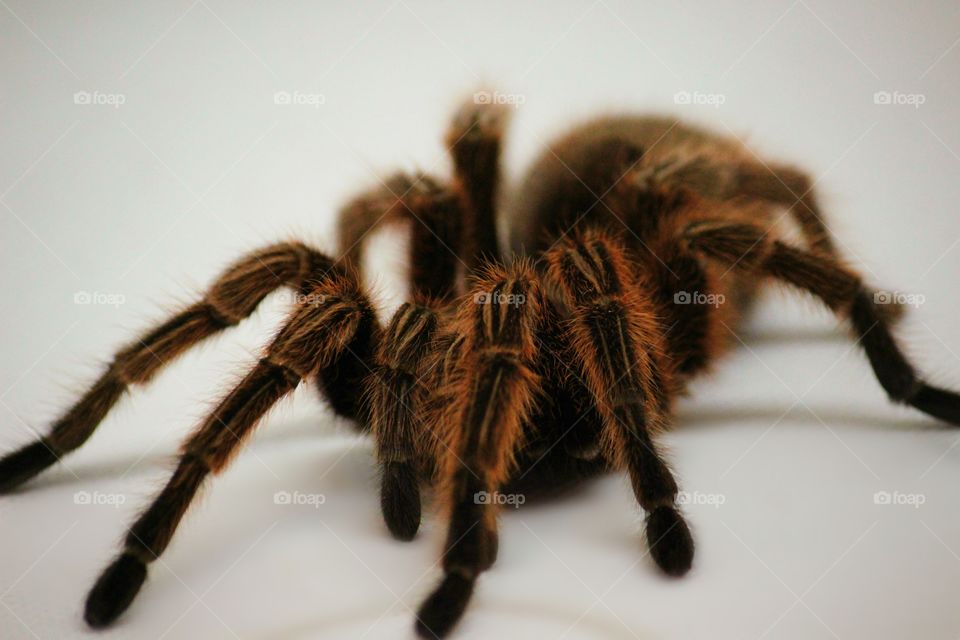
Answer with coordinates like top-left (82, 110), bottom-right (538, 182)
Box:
top-left (0, 242), bottom-right (335, 493)
top-left (683, 219), bottom-right (960, 425)
top-left (337, 173), bottom-right (461, 298)
top-left (543, 229), bottom-right (694, 576)
top-left (83, 270), bottom-right (379, 628)
top-left (732, 162), bottom-right (905, 324)
top-left (368, 301), bottom-right (443, 540)
top-left (732, 162), bottom-right (838, 256)
top-left (446, 96), bottom-right (510, 269)
top-left (336, 172), bottom-right (465, 539)
top-left (348, 101), bottom-right (511, 543)
top-left (415, 261), bottom-right (543, 638)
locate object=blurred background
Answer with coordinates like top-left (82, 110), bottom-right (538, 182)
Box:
top-left (2, 1), bottom-right (960, 638)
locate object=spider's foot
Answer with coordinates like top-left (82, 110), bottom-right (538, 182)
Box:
top-left (84, 553), bottom-right (147, 628)
top-left (415, 573), bottom-right (475, 639)
top-left (646, 506), bottom-right (694, 577)
top-left (0, 441), bottom-right (59, 494)
top-left (909, 383), bottom-right (960, 426)
top-left (380, 461), bottom-right (421, 541)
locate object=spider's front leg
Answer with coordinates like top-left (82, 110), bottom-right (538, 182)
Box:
top-left (335, 171), bottom-right (463, 540)
top-left (337, 172), bottom-right (462, 295)
top-left (544, 229), bottom-right (695, 576)
top-left (83, 270), bottom-right (379, 628)
top-left (338, 94), bottom-right (511, 540)
top-left (446, 95), bottom-right (510, 269)
top-left (367, 301), bottom-right (444, 540)
top-left (415, 262), bottom-right (544, 638)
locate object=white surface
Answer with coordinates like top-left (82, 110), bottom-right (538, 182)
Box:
top-left (2, 1), bottom-right (960, 639)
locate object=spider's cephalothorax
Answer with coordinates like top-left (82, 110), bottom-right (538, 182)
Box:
top-left (2, 97), bottom-right (959, 638)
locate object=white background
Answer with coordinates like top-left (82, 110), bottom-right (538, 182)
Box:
top-left (2, 1), bottom-right (960, 638)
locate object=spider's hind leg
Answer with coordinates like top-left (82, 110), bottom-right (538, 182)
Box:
top-left (0, 242), bottom-right (334, 493)
top-left (684, 218), bottom-right (960, 425)
top-left (732, 161), bottom-right (838, 256)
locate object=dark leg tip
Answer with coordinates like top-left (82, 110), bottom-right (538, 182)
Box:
top-left (380, 461), bottom-right (421, 541)
top-left (84, 553), bottom-right (147, 629)
top-left (450, 95), bottom-right (509, 141)
top-left (909, 383), bottom-right (960, 426)
top-left (646, 506), bottom-right (694, 577)
top-left (415, 573), bottom-right (475, 639)
top-left (0, 441), bottom-right (60, 494)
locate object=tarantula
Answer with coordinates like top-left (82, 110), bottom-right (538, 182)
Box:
top-left (2, 96), bottom-right (958, 638)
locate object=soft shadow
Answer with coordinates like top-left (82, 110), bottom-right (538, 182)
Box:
top-left (252, 591), bottom-right (645, 640)
top-left (0, 417), bottom-right (362, 494)
top-left (675, 404), bottom-right (948, 432)
top-left (244, 602), bottom-right (417, 640)
top-left (735, 326), bottom-right (846, 346)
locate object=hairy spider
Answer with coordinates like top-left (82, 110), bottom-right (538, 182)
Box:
top-left (2, 95), bottom-right (958, 638)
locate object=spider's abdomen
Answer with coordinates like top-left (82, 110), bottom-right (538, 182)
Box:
top-left (506, 115), bottom-right (755, 255)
